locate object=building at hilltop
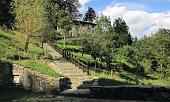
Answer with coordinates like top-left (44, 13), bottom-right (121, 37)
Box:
top-left (71, 20), bottom-right (97, 37)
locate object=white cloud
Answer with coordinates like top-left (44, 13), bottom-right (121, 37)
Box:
top-left (79, 0), bottom-right (91, 5)
top-left (79, 0), bottom-right (92, 15)
top-left (102, 4), bottom-right (170, 38)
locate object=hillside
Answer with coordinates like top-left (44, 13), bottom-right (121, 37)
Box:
top-left (53, 37), bottom-right (170, 86)
top-left (0, 27), bottom-right (61, 78)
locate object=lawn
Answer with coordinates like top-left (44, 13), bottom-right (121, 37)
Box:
top-left (14, 60), bottom-right (63, 78)
top-left (0, 28), bottom-right (43, 61)
top-left (0, 27), bottom-right (62, 78)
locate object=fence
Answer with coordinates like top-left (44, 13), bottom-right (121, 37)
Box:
top-left (47, 41), bottom-right (113, 76)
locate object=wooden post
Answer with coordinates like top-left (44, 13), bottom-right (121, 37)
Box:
top-left (63, 49), bottom-right (65, 58)
top-left (111, 70), bottom-right (113, 79)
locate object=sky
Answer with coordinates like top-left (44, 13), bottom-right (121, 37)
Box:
top-left (79, 0), bottom-right (170, 38)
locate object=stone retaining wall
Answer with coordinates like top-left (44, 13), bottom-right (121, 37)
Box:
top-left (12, 64), bottom-right (60, 93)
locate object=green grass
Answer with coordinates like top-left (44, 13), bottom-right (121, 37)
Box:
top-left (0, 27), bottom-right (64, 78)
top-left (71, 52), bottom-right (94, 62)
top-left (14, 60), bottom-right (63, 78)
top-left (0, 28), bottom-right (44, 60)
top-left (56, 37), bottom-right (81, 45)
top-left (90, 70), bottom-right (170, 86)
top-left (55, 43), bottom-right (82, 50)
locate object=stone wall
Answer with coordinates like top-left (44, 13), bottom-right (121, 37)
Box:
top-left (12, 64), bottom-right (60, 93)
top-left (0, 62), bottom-right (13, 89)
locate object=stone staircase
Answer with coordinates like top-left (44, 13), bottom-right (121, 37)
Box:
top-left (43, 43), bottom-right (95, 89)
top-left (48, 60), bottom-right (90, 89)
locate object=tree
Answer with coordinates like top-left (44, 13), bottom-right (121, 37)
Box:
top-left (12, 0), bottom-right (49, 52)
top-left (132, 28), bottom-right (170, 77)
top-left (0, 0), bottom-right (14, 28)
top-left (83, 7), bottom-right (96, 22)
top-left (51, 0), bottom-right (80, 18)
top-left (56, 10), bottom-right (73, 34)
top-left (80, 15), bottom-right (114, 68)
top-left (47, 1), bottom-right (75, 32)
top-left (113, 18), bottom-right (133, 47)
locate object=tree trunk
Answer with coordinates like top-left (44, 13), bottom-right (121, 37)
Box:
top-left (24, 36), bottom-right (30, 53)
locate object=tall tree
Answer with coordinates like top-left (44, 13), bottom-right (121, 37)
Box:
top-left (83, 7), bottom-right (96, 22)
top-left (12, 0), bottom-right (49, 52)
top-left (56, 9), bottom-right (73, 35)
top-left (0, 0), bottom-right (14, 28)
top-left (81, 15), bottom-right (114, 68)
top-left (51, 0), bottom-right (80, 18)
top-left (47, 0), bottom-right (79, 30)
top-left (113, 18), bottom-right (133, 47)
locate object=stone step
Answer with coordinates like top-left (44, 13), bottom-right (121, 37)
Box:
top-left (55, 62), bottom-right (76, 67)
top-left (57, 69), bottom-right (85, 73)
top-left (57, 70), bottom-right (81, 73)
top-left (58, 68), bottom-right (85, 74)
top-left (66, 74), bottom-right (87, 77)
top-left (60, 72), bottom-right (86, 76)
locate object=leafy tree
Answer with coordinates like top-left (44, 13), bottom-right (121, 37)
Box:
top-left (0, 0), bottom-right (14, 28)
top-left (83, 7), bottom-right (96, 22)
top-left (56, 10), bottom-right (73, 35)
top-left (47, 1), bottom-right (74, 35)
top-left (12, 0), bottom-right (49, 52)
top-left (51, 0), bottom-right (80, 18)
top-left (113, 18), bottom-right (133, 47)
top-left (132, 28), bottom-right (170, 77)
top-left (80, 15), bottom-right (114, 68)
top-left (96, 15), bottom-right (112, 33)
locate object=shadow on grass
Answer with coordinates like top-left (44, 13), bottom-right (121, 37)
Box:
top-left (96, 78), bottom-right (134, 86)
top-left (117, 74), bottom-right (140, 85)
top-left (0, 89), bottom-right (60, 102)
top-left (121, 63), bottom-right (158, 80)
top-left (0, 34), bottom-right (12, 41)
top-left (0, 89), bottom-right (52, 102)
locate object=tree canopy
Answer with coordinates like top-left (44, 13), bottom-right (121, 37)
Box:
top-left (83, 7), bottom-right (96, 22)
top-left (0, 0), bottom-right (14, 28)
top-left (51, 0), bottom-right (80, 18)
top-left (12, 0), bottom-right (50, 52)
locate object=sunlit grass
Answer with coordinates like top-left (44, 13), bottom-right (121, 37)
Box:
top-left (14, 60), bottom-right (63, 78)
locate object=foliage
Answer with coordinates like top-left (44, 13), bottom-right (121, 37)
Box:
top-left (56, 9), bottom-right (73, 35)
top-left (83, 7), bottom-right (96, 22)
top-left (80, 15), bottom-right (115, 68)
top-left (0, 0), bottom-right (14, 28)
top-left (52, 0), bottom-right (80, 18)
top-left (113, 18), bottom-right (133, 47)
top-left (134, 29), bottom-right (170, 77)
top-left (0, 27), bottom-right (43, 61)
top-left (12, 0), bottom-right (50, 52)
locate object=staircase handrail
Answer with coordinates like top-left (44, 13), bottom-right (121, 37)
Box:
top-left (47, 41), bottom-right (89, 75)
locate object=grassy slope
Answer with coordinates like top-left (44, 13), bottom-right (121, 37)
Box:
top-left (55, 38), bottom-right (170, 86)
top-left (0, 28), bottom-right (61, 78)
top-left (14, 60), bottom-right (62, 78)
top-left (0, 28), bottom-right (43, 60)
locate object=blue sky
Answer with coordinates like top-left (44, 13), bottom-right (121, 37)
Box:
top-left (79, 0), bottom-right (170, 38)
top-left (83, 0), bottom-right (170, 13)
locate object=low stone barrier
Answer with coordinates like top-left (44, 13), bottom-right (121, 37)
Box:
top-left (12, 64), bottom-right (60, 93)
